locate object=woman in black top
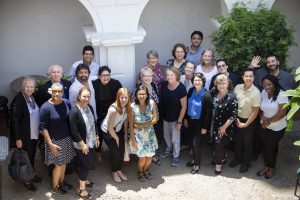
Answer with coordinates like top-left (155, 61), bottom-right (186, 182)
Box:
top-left (184, 73), bottom-right (212, 174)
top-left (69, 87), bottom-right (99, 200)
top-left (11, 76), bottom-right (42, 191)
top-left (39, 83), bottom-right (76, 196)
top-left (211, 74), bottom-right (238, 175)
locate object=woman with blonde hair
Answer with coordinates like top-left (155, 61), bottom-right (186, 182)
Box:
top-left (69, 87), bottom-right (100, 199)
top-left (100, 88), bottom-right (131, 182)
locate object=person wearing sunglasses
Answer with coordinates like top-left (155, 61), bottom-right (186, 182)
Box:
top-left (209, 58), bottom-right (241, 90)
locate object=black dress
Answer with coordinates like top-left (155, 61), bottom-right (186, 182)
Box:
top-left (212, 91), bottom-right (238, 144)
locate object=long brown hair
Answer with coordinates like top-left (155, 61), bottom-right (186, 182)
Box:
top-left (115, 88), bottom-right (131, 114)
top-left (76, 87), bottom-right (91, 104)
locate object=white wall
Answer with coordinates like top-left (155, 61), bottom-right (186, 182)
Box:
top-left (135, 0), bottom-right (221, 75)
top-left (0, 0), bottom-right (93, 101)
top-left (272, 0), bottom-right (300, 68)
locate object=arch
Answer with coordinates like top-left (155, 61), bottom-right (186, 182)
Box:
top-left (78, 0), bottom-right (103, 32)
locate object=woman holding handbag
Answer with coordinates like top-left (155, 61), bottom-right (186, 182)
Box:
top-left (10, 76), bottom-right (42, 191)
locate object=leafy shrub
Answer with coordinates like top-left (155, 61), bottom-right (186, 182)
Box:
top-left (210, 3), bottom-right (296, 74)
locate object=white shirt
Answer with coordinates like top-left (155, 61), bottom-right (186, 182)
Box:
top-left (260, 90), bottom-right (288, 131)
top-left (101, 105), bottom-right (127, 133)
top-left (195, 65), bottom-right (218, 90)
top-left (69, 60), bottom-right (99, 81)
top-left (69, 76), bottom-right (98, 118)
top-left (26, 102), bottom-right (39, 140)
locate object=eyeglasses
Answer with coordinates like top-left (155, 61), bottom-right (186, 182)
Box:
top-left (101, 74), bottom-right (111, 77)
top-left (137, 94), bottom-right (147, 96)
top-left (52, 90), bottom-right (63, 94)
top-left (217, 64), bottom-right (226, 68)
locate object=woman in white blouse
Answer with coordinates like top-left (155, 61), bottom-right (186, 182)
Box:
top-left (195, 49), bottom-right (218, 90)
top-left (257, 75), bottom-right (288, 179)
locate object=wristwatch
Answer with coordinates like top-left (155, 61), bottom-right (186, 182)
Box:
top-left (176, 121), bottom-right (182, 125)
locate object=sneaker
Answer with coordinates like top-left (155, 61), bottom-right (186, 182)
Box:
top-left (51, 186), bottom-right (67, 196)
top-left (171, 158), bottom-right (179, 167)
top-left (239, 165), bottom-right (249, 173)
top-left (160, 151), bottom-right (172, 158)
top-left (23, 182), bottom-right (37, 191)
top-left (60, 181), bottom-right (74, 190)
top-left (229, 159), bottom-right (241, 168)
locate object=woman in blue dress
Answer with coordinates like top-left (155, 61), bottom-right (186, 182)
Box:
top-left (129, 85), bottom-right (158, 182)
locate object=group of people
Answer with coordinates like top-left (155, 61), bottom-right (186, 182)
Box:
top-left (9, 30), bottom-right (296, 199)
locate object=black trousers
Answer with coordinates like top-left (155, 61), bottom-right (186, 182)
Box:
top-left (252, 116), bottom-right (261, 157)
top-left (22, 139), bottom-right (38, 168)
top-left (260, 127), bottom-right (284, 168)
top-left (214, 142), bottom-right (226, 165)
top-left (75, 148), bottom-right (95, 181)
top-left (103, 130), bottom-right (125, 172)
top-left (188, 118), bottom-right (203, 166)
top-left (235, 118), bottom-right (256, 167)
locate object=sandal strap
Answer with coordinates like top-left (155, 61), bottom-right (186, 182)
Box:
top-left (77, 188), bottom-right (91, 199)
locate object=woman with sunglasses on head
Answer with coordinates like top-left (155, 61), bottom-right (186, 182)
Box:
top-left (256, 75), bottom-right (288, 179)
top-left (211, 74), bottom-right (238, 175)
top-left (184, 73), bottom-right (212, 174)
top-left (39, 83), bottom-right (76, 196)
top-left (69, 87), bottom-right (100, 199)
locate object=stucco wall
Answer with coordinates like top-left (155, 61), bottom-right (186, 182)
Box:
top-left (135, 0), bottom-right (221, 74)
top-left (272, 0), bottom-right (300, 68)
top-left (0, 0), bottom-right (93, 101)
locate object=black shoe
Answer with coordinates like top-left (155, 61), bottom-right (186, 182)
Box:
top-left (215, 170), bottom-right (222, 175)
top-left (211, 159), bottom-right (227, 165)
top-left (23, 182), bottom-right (37, 191)
top-left (32, 175), bottom-right (42, 183)
top-left (51, 186), bottom-right (67, 196)
top-left (152, 157), bottom-right (161, 165)
top-left (191, 165), bottom-right (199, 174)
top-left (186, 161), bottom-right (194, 167)
top-left (60, 181), bottom-right (74, 190)
top-left (239, 165), bottom-right (249, 173)
top-left (229, 160), bottom-right (241, 168)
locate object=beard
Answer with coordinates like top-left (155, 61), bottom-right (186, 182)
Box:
top-left (78, 76), bottom-right (88, 82)
top-left (267, 63), bottom-right (279, 72)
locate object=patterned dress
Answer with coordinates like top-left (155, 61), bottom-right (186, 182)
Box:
top-left (130, 101), bottom-right (158, 157)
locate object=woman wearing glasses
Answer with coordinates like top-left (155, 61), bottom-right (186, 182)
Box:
top-left (39, 83), bottom-right (76, 196)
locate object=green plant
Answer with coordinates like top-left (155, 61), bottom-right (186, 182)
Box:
top-left (210, 3), bottom-right (296, 74)
top-left (283, 66), bottom-right (300, 160)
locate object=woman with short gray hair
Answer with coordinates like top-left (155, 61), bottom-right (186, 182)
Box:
top-left (11, 76), bottom-right (42, 191)
top-left (146, 50), bottom-right (165, 90)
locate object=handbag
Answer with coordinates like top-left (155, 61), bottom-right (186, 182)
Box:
top-left (8, 148), bottom-right (35, 182)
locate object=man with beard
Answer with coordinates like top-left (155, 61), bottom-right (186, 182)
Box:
top-left (186, 31), bottom-right (205, 67)
top-left (250, 55), bottom-right (296, 91)
top-left (69, 63), bottom-right (97, 117)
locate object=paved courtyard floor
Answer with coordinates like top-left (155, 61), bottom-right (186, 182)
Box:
top-left (1, 130), bottom-right (300, 200)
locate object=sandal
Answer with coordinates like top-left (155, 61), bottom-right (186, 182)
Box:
top-left (138, 172), bottom-right (147, 182)
top-left (144, 170), bottom-right (153, 180)
top-left (256, 167), bottom-right (269, 177)
top-left (85, 180), bottom-right (94, 188)
top-left (77, 188), bottom-right (92, 200)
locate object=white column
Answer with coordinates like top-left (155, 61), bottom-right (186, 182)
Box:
top-left (78, 0), bottom-right (149, 90)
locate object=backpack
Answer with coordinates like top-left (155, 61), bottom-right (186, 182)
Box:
top-left (8, 149), bottom-right (35, 182)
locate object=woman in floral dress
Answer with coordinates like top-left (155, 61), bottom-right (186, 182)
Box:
top-left (129, 85), bottom-right (158, 182)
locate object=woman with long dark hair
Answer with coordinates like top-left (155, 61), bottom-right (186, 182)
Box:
top-left (256, 75), bottom-right (288, 179)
